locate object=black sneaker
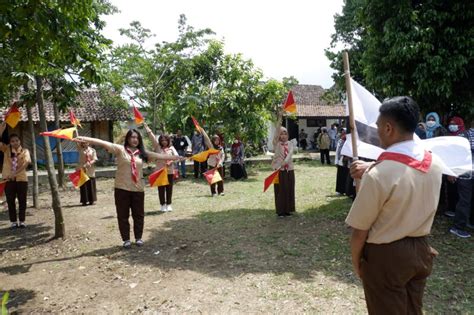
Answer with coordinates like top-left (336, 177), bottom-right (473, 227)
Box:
top-left (449, 227), bottom-right (471, 238)
top-left (19, 222), bottom-right (26, 228)
top-left (10, 222), bottom-right (18, 229)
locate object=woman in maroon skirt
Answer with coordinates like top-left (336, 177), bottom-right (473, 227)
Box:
top-left (271, 112), bottom-right (295, 217)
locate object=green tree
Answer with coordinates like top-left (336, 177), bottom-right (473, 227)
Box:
top-left (0, 0), bottom-right (114, 238)
top-left (326, 0), bottom-right (474, 118)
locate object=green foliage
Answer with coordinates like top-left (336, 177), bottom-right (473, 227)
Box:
top-left (1, 291), bottom-right (8, 315)
top-left (326, 0), bottom-right (474, 119)
top-left (103, 15), bottom-right (296, 144)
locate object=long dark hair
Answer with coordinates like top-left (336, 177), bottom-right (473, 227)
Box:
top-left (9, 133), bottom-right (21, 158)
top-left (124, 129), bottom-right (148, 162)
top-left (159, 134), bottom-right (171, 149)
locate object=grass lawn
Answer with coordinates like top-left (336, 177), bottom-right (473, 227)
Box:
top-left (0, 160), bottom-right (473, 313)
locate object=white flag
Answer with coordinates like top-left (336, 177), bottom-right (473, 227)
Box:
top-left (342, 78), bottom-right (472, 176)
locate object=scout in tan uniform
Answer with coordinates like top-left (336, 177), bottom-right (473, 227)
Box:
top-left (76, 130), bottom-right (181, 248)
top-left (346, 96), bottom-right (443, 314)
top-left (272, 111), bottom-right (295, 217)
top-left (76, 141), bottom-right (98, 206)
top-left (202, 128), bottom-right (225, 196)
top-left (144, 123), bottom-right (179, 212)
top-left (0, 122), bottom-right (31, 229)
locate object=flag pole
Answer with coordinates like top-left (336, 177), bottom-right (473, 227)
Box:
top-left (343, 51), bottom-right (360, 190)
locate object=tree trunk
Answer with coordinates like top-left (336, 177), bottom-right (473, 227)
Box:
top-left (152, 96), bottom-right (157, 134)
top-left (35, 76), bottom-right (65, 238)
top-left (52, 100), bottom-right (65, 188)
top-left (25, 90), bottom-right (39, 208)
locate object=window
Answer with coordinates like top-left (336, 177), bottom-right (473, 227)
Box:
top-left (306, 118), bottom-right (326, 127)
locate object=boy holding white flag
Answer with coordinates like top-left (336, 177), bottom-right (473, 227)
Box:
top-left (346, 96), bottom-right (442, 314)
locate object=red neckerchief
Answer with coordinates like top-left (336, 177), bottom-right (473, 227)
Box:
top-left (126, 147), bottom-right (140, 183)
top-left (281, 141), bottom-right (289, 170)
top-left (377, 150), bottom-right (432, 173)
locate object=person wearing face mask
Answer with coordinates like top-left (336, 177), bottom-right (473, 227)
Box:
top-left (0, 121), bottom-right (31, 229)
top-left (444, 117), bottom-right (466, 219)
top-left (425, 112), bottom-right (447, 138)
top-left (448, 118), bottom-right (474, 238)
top-left (272, 111), bottom-right (295, 217)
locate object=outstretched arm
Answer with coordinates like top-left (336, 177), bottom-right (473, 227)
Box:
top-left (273, 110), bottom-right (283, 147)
top-left (143, 123), bottom-right (159, 150)
top-left (147, 151), bottom-right (182, 161)
top-left (201, 128), bottom-right (213, 150)
top-left (75, 136), bottom-right (115, 152)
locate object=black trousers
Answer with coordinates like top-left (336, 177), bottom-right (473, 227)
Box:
top-left (193, 160), bottom-right (208, 178)
top-left (336, 165), bottom-right (349, 194)
top-left (80, 177), bottom-right (97, 205)
top-left (454, 177), bottom-right (474, 229)
top-left (210, 167), bottom-right (224, 194)
top-left (320, 149), bottom-right (330, 164)
top-left (158, 175), bottom-right (174, 205)
top-left (5, 181), bottom-right (28, 223)
top-left (114, 188), bottom-right (145, 241)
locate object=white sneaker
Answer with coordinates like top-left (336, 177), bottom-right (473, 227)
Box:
top-left (166, 205), bottom-right (173, 211)
top-left (211, 194), bottom-right (217, 197)
top-left (123, 240), bottom-right (132, 249)
top-left (219, 193), bottom-right (225, 196)
top-left (136, 239), bottom-right (144, 247)
top-left (160, 204), bottom-right (166, 212)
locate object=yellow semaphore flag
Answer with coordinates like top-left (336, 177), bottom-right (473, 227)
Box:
top-left (149, 167), bottom-right (169, 187)
top-left (40, 127), bottom-right (76, 140)
top-left (69, 169), bottom-right (90, 188)
top-left (191, 148), bottom-right (220, 163)
top-left (283, 90), bottom-right (297, 113)
top-left (5, 104), bottom-right (21, 128)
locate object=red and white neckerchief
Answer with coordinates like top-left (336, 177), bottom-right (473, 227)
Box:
top-left (377, 150), bottom-right (432, 173)
top-left (85, 147), bottom-right (93, 164)
top-left (126, 148), bottom-right (140, 183)
top-left (11, 146), bottom-right (22, 174)
top-left (281, 141), bottom-right (289, 170)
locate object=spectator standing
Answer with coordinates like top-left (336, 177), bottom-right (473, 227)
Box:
top-left (449, 118), bottom-right (474, 238)
top-left (299, 129), bottom-right (308, 150)
top-left (318, 128), bottom-right (331, 165)
top-left (172, 129), bottom-right (190, 178)
top-left (425, 112), bottom-right (447, 138)
top-left (328, 124), bottom-right (337, 150)
top-left (191, 130), bottom-right (207, 178)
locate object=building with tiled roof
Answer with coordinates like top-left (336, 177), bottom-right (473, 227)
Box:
top-left (2, 89), bottom-right (130, 164)
top-left (275, 84), bottom-right (347, 150)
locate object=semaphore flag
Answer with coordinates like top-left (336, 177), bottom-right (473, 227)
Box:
top-left (203, 167), bottom-right (222, 185)
top-left (283, 90), bottom-right (297, 113)
top-left (5, 104), bottom-right (21, 128)
top-left (69, 169), bottom-right (90, 188)
top-left (340, 78), bottom-right (472, 176)
top-left (191, 148), bottom-right (220, 163)
top-left (263, 170), bottom-right (280, 192)
top-left (69, 109), bottom-right (82, 128)
top-left (40, 127), bottom-right (76, 140)
top-left (0, 180), bottom-right (7, 196)
top-left (133, 106), bottom-right (144, 125)
top-left (149, 167), bottom-right (169, 187)
top-left (191, 116), bottom-right (203, 133)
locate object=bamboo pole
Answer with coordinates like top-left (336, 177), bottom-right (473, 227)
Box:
top-left (342, 51), bottom-right (360, 190)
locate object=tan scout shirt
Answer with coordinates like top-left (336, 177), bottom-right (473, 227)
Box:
top-left (345, 141), bottom-right (443, 244)
top-left (109, 144), bottom-right (145, 192)
top-left (154, 146), bottom-right (178, 173)
top-left (78, 147), bottom-right (98, 178)
top-left (271, 141), bottom-right (294, 171)
top-left (0, 144), bottom-right (31, 182)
